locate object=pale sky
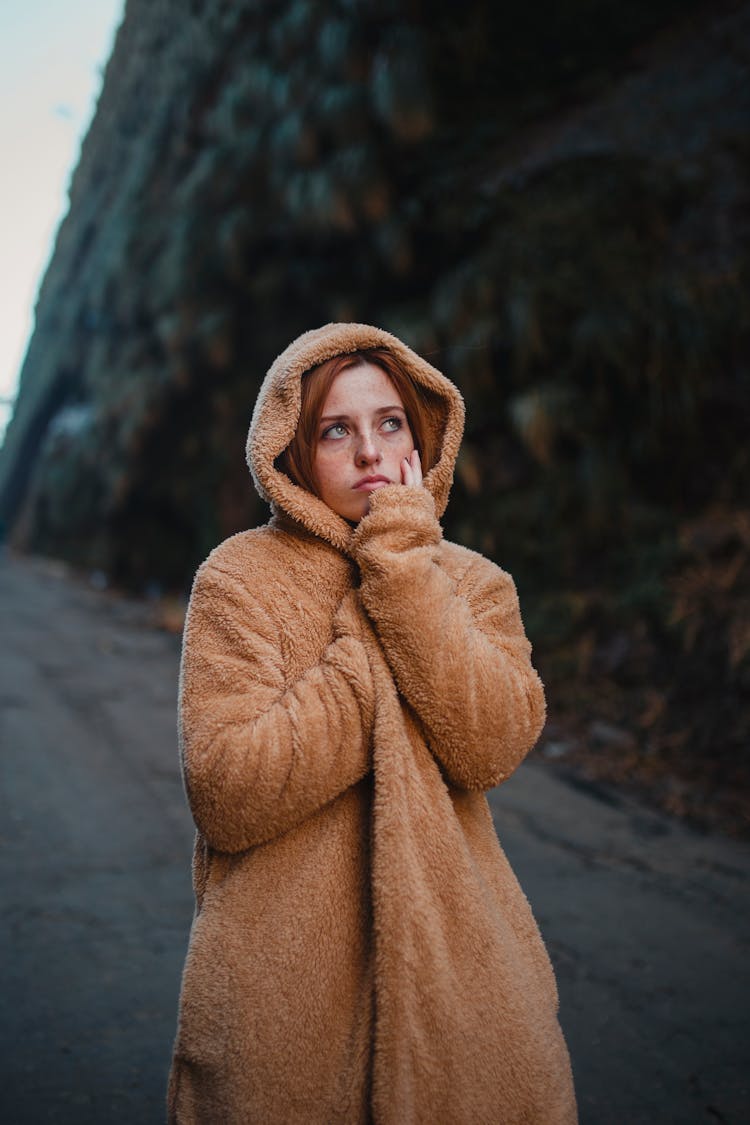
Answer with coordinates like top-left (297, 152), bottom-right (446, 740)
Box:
top-left (0, 0), bottom-right (124, 442)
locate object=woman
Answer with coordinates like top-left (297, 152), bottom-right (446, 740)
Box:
top-left (168, 322), bottom-right (577, 1124)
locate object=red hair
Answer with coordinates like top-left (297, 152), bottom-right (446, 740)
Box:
top-left (277, 348), bottom-right (442, 496)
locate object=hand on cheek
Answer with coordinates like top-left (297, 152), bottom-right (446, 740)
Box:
top-left (401, 449), bottom-right (423, 488)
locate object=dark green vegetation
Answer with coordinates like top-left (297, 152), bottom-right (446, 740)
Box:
top-left (1, 0), bottom-right (747, 832)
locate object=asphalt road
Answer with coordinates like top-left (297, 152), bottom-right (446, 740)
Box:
top-left (1, 550), bottom-right (748, 1124)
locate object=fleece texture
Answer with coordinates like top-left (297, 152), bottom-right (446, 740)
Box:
top-left (168, 322), bottom-right (577, 1124)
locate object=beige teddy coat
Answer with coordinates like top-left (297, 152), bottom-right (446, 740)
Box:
top-left (167, 322), bottom-right (577, 1124)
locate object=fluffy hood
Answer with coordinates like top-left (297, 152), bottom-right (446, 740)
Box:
top-left (246, 322), bottom-right (465, 552)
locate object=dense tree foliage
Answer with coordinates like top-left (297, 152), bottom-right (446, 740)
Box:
top-left (1, 0), bottom-right (747, 831)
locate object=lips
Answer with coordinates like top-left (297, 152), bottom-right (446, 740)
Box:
top-left (353, 475), bottom-right (391, 491)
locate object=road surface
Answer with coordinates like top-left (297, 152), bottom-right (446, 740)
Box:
top-left (1, 550), bottom-right (748, 1123)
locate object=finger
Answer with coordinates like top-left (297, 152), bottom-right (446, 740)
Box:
top-left (401, 456), bottom-right (413, 486)
top-left (410, 449), bottom-right (423, 486)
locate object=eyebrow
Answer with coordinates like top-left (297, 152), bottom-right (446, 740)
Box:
top-left (320, 405), bottom-right (406, 423)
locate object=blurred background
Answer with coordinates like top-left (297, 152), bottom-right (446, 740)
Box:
top-left (0, 0), bottom-right (748, 840)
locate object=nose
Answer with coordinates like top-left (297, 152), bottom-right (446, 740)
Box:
top-left (355, 429), bottom-right (382, 467)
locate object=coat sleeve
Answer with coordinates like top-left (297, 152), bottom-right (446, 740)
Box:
top-left (178, 562), bottom-right (374, 852)
top-left (352, 485), bottom-right (546, 791)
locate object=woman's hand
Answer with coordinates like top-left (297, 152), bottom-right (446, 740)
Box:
top-left (400, 449), bottom-right (424, 488)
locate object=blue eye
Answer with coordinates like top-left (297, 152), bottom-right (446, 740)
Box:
top-left (321, 422), bottom-right (347, 440)
top-left (382, 417), bottom-right (402, 432)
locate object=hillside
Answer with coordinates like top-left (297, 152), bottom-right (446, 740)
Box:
top-left (1, 0), bottom-right (748, 833)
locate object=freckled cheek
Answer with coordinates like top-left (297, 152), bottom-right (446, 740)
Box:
top-left (314, 448), bottom-right (350, 493)
top-left (393, 434), bottom-right (415, 459)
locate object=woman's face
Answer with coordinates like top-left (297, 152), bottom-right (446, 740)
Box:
top-left (313, 362), bottom-right (415, 522)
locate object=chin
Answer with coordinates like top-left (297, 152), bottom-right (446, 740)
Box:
top-left (341, 498), bottom-right (369, 522)
top-left (323, 490), bottom-right (371, 523)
